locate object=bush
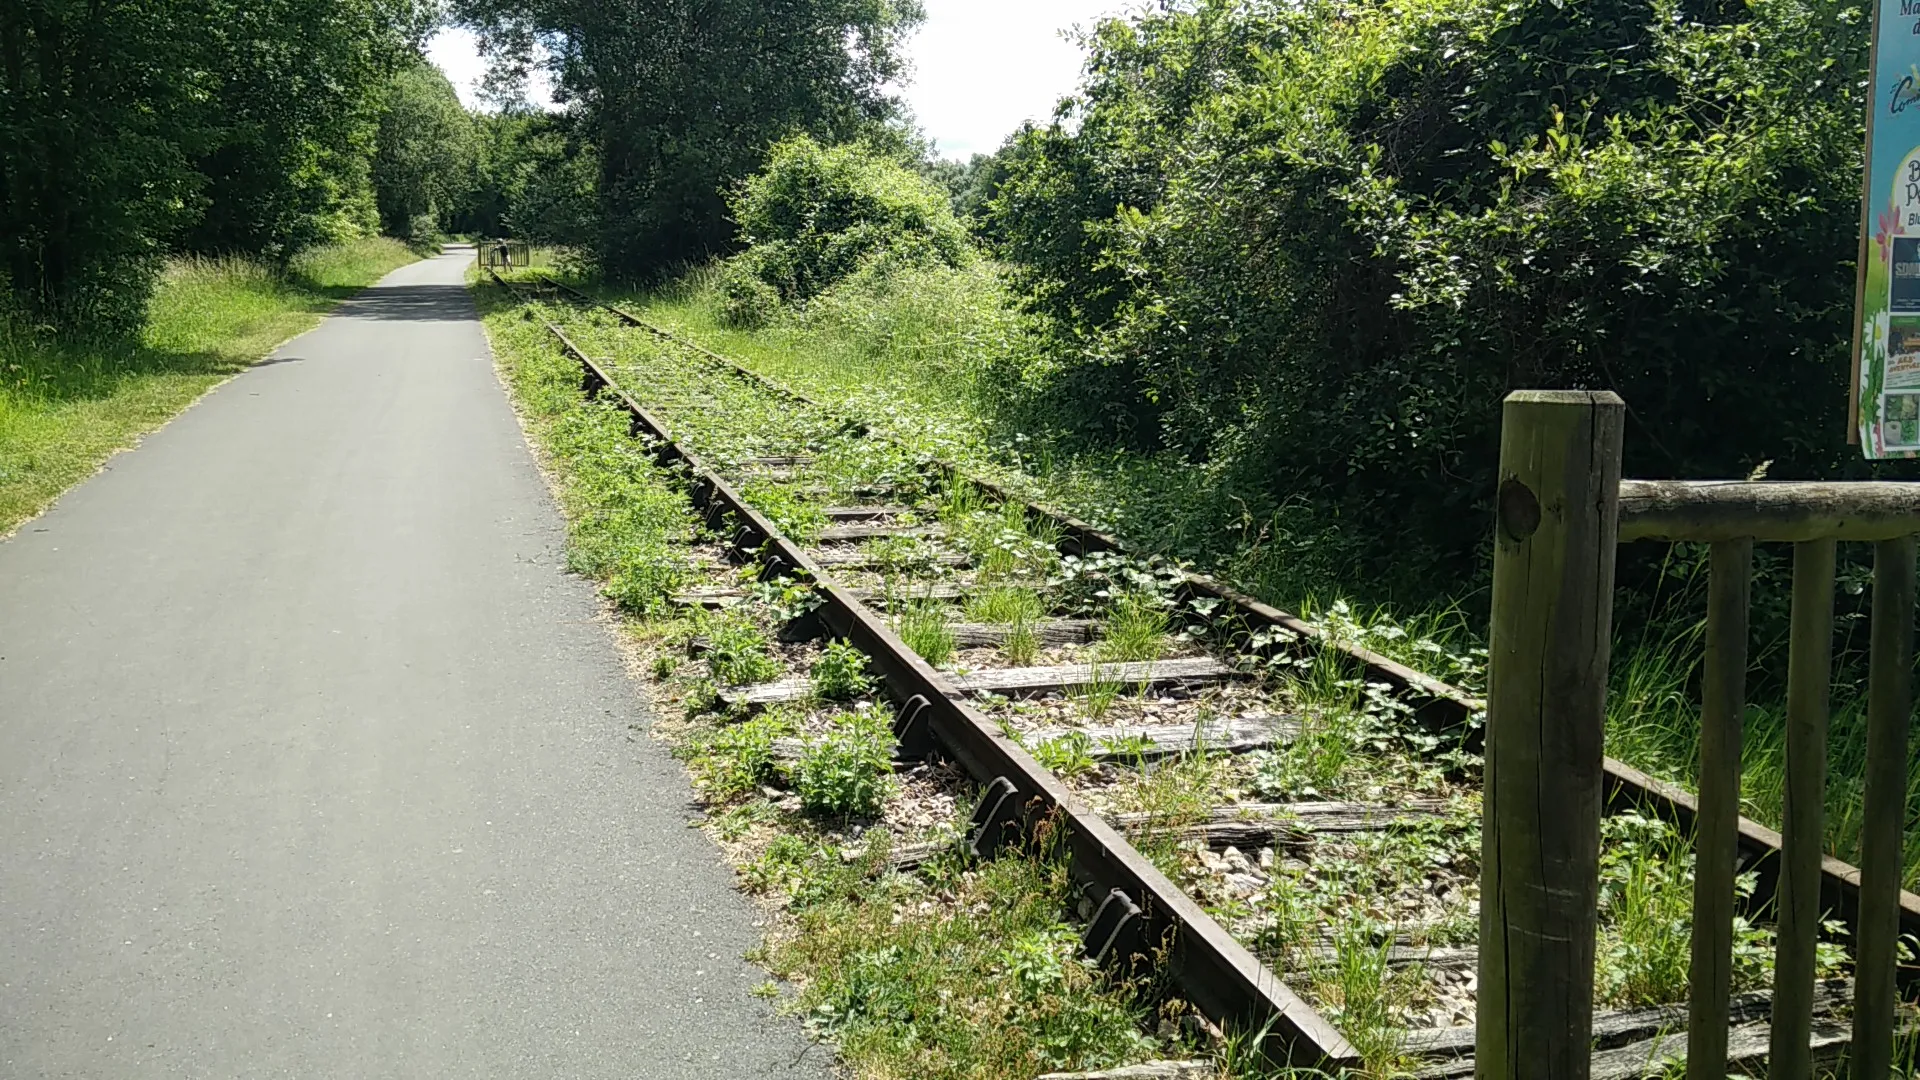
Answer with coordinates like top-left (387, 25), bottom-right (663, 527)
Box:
top-left (717, 260), bottom-right (782, 328)
top-left (987, 0), bottom-right (1913, 595)
top-left (721, 136), bottom-right (974, 317)
top-left (793, 711), bottom-right (895, 818)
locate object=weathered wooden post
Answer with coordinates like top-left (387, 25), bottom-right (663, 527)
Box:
top-left (1769, 538), bottom-right (1836, 1079)
top-left (1477, 390), bottom-right (1624, 1080)
top-left (1686, 538), bottom-right (1751, 1080)
top-left (1849, 536), bottom-right (1915, 1079)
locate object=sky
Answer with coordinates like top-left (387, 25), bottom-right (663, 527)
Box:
top-left (425, 1), bottom-right (1132, 160)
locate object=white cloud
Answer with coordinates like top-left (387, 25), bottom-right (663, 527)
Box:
top-left (901, 0), bottom-right (1130, 160)
top-left (425, 27), bottom-right (556, 112)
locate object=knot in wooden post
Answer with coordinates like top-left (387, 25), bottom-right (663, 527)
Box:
top-left (1476, 390), bottom-right (1624, 1080)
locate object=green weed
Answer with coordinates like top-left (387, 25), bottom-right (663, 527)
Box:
top-left (696, 708), bottom-right (800, 800)
top-left (1071, 662), bottom-right (1123, 723)
top-left (771, 840), bottom-right (1164, 1079)
top-left (793, 711), bottom-right (895, 819)
top-left (706, 613), bottom-right (782, 687)
top-left (1032, 730), bottom-right (1098, 780)
top-left (895, 598), bottom-right (956, 667)
top-left (1098, 590), bottom-right (1171, 663)
top-left (809, 639), bottom-right (875, 702)
top-left (965, 583), bottom-right (1045, 624)
top-left (1003, 613), bottom-right (1041, 666)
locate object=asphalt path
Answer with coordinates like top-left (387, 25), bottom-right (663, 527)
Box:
top-left (0, 248), bottom-right (829, 1078)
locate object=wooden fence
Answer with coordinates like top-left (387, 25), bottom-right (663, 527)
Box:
top-left (476, 238), bottom-right (530, 269)
top-left (1479, 390), bottom-right (1917, 1079)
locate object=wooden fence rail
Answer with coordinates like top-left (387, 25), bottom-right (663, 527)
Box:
top-left (1481, 391), bottom-right (1918, 1080)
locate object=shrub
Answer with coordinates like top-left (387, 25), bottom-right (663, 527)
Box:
top-left (793, 711), bottom-right (895, 818)
top-left (723, 136), bottom-right (974, 313)
top-left (987, 0), bottom-right (1917, 595)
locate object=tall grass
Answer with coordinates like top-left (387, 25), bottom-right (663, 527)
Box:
top-left (1, 237), bottom-right (418, 533)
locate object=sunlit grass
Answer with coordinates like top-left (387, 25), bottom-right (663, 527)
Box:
top-left (0, 237), bottom-right (418, 533)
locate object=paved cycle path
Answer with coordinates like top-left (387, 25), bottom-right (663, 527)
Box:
top-left (0, 248), bottom-right (826, 1078)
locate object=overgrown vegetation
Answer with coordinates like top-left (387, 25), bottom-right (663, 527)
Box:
top-left (569, 0), bottom-right (1920, 901)
top-left (771, 837), bottom-right (1166, 1080)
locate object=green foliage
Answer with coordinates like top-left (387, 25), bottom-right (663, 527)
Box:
top-left (697, 708), bottom-right (800, 800)
top-left (793, 710), bottom-right (895, 819)
top-left (722, 136), bottom-right (974, 314)
top-left (1096, 590), bottom-right (1169, 664)
top-left (1, 0), bottom-right (429, 328)
top-left (809, 640), bottom-right (875, 702)
top-left (181, 0), bottom-right (431, 259)
top-left (1, 0), bottom-right (206, 330)
top-left (1032, 731), bottom-right (1098, 780)
top-left (1593, 813), bottom-right (1783, 1008)
top-left (966, 584), bottom-right (1045, 625)
top-left (986, 0), bottom-right (1918, 591)
top-left (478, 289), bottom-right (698, 615)
top-left (453, 0), bottom-right (924, 276)
top-left (893, 597), bottom-right (955, 667)
top-left (374, 63), bottom-right (476, 239)
top-left (1002, 614), bottom-right (1041, 666)
top-left (449, 111), bottom-right (597, 245)
top-left (774, 846), bottom-right (1160, 1078)
top-left (705, 612), bottom-right (782, 687)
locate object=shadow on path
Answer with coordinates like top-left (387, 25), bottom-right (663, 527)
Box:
top-left (337, 283), bottom-right (475, 323)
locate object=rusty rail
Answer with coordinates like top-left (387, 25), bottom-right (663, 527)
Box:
top-left (490, 270), bottom-right (1359, 1067)
top-left (499, 272), bottom-right (1920, 1068)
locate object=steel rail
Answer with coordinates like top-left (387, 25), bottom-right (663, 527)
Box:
top-left (489, 270), bottom-right (1361, 1067)
top-left (524, 272), bottom-right (1920, 970)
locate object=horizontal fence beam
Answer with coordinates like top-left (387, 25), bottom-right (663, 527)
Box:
top-left (1618, 480), bottom-right (1920, 542)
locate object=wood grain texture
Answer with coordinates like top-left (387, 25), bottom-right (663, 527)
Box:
top-left (1477, 390), bottom-right (1623, 1080)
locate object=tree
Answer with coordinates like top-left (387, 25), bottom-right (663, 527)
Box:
top-left (374, 64), bottom-right (476, 238)
top-left (181, 0), bottom-right (434, 259)
top-left (453, 0), bottom-right (924, 277)
top-left (0, 0), bottom-right (211, 329)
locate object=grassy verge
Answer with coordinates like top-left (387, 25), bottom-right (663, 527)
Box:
top-left (474, 279), bottom-right (1209, 1080)
top-left (0, 236), bottom-right (420, 534)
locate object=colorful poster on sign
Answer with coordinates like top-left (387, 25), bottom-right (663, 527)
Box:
top-left (1857, 0), bottom-right (1920, 456)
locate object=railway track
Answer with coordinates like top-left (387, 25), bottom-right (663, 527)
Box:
top-left (485, 268), bottom-right (1918, 1075)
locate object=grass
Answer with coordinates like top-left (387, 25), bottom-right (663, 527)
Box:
top-left (498, 260), bottom-right (1909, 1076)
top-left (1099, 590), bottom-right (1172, 664)
top-left (894, 595), bottom-right (956, 667)
top-left (0, 237), bottom-right (419, 534)
top-left (966, 583), bottom-right (1045, 624)
top-left (770, 834), bottom-right (1168, 1080)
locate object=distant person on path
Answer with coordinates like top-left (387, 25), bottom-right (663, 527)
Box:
top-left (494, 241), bottom-right (511, 267)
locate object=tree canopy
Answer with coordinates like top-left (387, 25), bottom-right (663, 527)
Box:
top-left (453, 0), bottom-right (924, 278)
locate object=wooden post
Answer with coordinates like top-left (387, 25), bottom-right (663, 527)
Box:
top-left (1477, 390), bottom-right (1624, 1080)
top-left (1769, 538), bottom-right (1837, 1080)
top-left (1851, 536), bottom-right (1916, 1079)
top-left (1686, 539), bottom-right (1751, 1080)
